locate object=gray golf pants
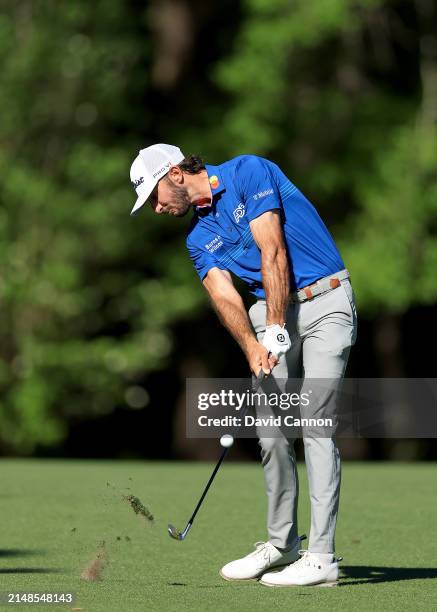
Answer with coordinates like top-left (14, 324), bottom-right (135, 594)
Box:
top-left (248, 273), bottom-right (357, 553)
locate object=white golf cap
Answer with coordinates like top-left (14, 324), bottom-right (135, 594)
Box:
top-left (129, 143), bottom-right (185, 215)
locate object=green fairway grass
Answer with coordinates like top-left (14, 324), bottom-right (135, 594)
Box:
top-left (0, 459), bottom-right (436, 611)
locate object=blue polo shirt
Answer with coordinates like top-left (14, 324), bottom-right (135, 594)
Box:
top-left (186, 155), bottom-right (344, 298)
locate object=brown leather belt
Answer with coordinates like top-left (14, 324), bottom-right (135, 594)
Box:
top-left (291, 269), bottom-right (350, 303)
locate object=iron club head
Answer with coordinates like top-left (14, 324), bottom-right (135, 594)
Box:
top-left (167, 522), bottom-right (191, 541)
top-left (167, 524), bottom-right (183, 540)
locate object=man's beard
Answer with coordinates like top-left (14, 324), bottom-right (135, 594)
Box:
top-left (167, 183), bottom-right (191, 217)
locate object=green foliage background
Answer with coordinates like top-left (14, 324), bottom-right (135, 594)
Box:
top-left (0, 0), bottom-right (436, 453)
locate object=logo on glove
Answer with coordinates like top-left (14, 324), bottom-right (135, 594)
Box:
top-left (262, 324), bottom-right (292, 358)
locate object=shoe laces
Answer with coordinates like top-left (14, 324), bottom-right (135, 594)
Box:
top-left (249, 541), bottom-right (273, 563)
top-left (294, 550), bottom-right (342, 570)
top-left (294, 550), bottom-right (322, 570)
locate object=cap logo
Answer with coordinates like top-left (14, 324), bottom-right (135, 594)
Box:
top-left (209, 175), bottom-right (219, 189)
top-left (152, 161), bottom-right (172, 179)
top-left (132, 176), bottom-right (144, 190)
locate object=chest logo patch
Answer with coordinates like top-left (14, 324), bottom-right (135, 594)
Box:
top-left (209, 175), bottom-right (220, 189)
top-left (205, 235), bottom-right (223, 253)
top-left (233, 203), bottom-right (245, 223)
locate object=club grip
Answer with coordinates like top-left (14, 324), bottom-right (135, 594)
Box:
top-left (254, 369), bottom-right (268, 389)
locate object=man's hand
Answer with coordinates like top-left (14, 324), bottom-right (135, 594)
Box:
top-left (262, 324), bottom-right (292, 358)
top-left (245, 337), bottom-right (278, 375)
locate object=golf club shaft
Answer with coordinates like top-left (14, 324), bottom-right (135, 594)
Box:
top-left (187, 446), bottom-right (229, 526)
top-left (186, 370), bottom-right (266, 527)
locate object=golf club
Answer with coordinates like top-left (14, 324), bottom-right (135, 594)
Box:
top-left (168, 370), bottom-right (268, 541)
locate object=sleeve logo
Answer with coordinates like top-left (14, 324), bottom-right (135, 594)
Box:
top-left (253, 188), bottom-right (273, 201)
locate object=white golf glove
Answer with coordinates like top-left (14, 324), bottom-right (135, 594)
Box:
top-left (262, 324), bottom-right (292, 358)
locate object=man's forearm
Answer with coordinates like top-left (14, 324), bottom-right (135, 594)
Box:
top-left (210, 294), bottom-right (257, 355)
top-left (262, 247), bottom-right (290, 326)
top-left (203, 267), bottom-right (272, 374)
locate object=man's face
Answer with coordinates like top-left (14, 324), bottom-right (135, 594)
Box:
top-left (150, 175), bottom-right (191, 217)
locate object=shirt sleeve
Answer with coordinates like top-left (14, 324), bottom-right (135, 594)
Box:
top-left (236, 156), bottom-right (281, 222)
top-left (186, 239), bottom-right (226, 281)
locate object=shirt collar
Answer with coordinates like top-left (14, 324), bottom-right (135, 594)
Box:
top-left (194, 165), bottom-right (226, 215)
top-left (205, 164), bottom-right (226, 198)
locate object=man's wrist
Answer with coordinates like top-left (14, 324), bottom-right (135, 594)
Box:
top-left (266, 319), bottom-right (286, 326)
top-left (241, 335), bottom-right (258, 355)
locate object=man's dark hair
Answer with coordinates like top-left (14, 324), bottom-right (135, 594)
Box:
top-left (177, 155), bottom-right (205, 174)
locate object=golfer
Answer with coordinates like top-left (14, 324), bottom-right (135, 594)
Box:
top-left (129, 144), bottom-right (357, 587)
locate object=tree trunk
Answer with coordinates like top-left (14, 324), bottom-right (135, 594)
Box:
top-left (374, 312), bottom-right (404, 377)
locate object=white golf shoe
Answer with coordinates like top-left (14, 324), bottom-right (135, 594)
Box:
top-left (260, 550), bottom-right (342, 587)
top-left (220, 537), bottom-right (304, 581)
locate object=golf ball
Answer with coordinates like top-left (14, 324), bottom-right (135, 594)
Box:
top-left (220, 434), bottom-right (234, 448)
